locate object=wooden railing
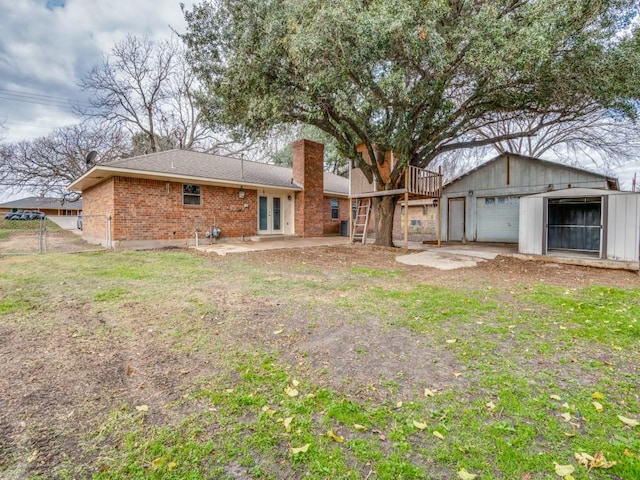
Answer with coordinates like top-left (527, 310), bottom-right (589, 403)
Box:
top-left (406, 165), bottom-right (442, 197)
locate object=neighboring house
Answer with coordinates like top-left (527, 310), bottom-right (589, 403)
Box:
top-left (395, 153), bottom-right (618, 243)
top-left (0, 196), bottom-right (82, 216)
top-left (519, 188), bottom-right (640, 269)
top-left (68, 139), bottom-right (350, 249)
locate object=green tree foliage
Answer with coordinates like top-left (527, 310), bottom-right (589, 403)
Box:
top-left (183, 0), bottom-right (640, 245)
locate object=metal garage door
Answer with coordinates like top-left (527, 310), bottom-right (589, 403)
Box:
top-left (476, 196), bottom-right (520, 242)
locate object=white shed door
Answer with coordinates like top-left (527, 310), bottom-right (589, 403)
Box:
top-left (476, 196), bottom-right (520, 242)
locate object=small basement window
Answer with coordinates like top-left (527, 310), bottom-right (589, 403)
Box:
top-left (331, 197), bottom-right (339, 219)
top-left (183, 184), bottom-right (201, 206)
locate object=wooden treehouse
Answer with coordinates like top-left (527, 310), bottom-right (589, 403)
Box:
top-left (349, 144), bottom-right (443, 248)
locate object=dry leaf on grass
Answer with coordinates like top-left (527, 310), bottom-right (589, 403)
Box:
top-left (457, 468), bottom-right (478, 480)
top-left (618, 415), bottom-right (639, 427)
top-left (290, 444), bottom-right (310, 454)
top-left (327, 430), bottom-right (344, 443)
top-left (553, 462), bottom-right (575, 476)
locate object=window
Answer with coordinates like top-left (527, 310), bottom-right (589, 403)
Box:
top-left (183, 184), bottom-right (201, 205)
top-left (331, 197), bottom-right (339, 219)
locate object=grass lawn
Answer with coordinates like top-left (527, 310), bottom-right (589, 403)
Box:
top-left (0, 247), bottom-right (638, 479)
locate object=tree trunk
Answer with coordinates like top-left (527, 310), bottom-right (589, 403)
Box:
top-left (373, 195), bottom-right (399, 247)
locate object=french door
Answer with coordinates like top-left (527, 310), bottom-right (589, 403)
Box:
top-left (258, 195), bottom-right (282, 234)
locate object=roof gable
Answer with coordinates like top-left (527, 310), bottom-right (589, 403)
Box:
top-left (444, 152), bottom-right (618, 195)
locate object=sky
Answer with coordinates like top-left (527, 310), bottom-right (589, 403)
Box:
top-left (0, 0), bottom-right (194, 143)
top-left (0, 0), bottom-right (638, 202)
top-left (0, 0), bottom-right (196, 201)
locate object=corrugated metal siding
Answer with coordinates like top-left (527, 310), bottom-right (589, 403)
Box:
top-left (518, 197), bottom-right (544, 254)
top-left (607, 195), bottom-right (640, 263)
top-left (442, 155), bottom-right (612, 244)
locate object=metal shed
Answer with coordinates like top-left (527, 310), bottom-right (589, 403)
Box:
top-left (440, 153), bottom-right (617, 243)
top-left (519, 188), bottom-right (640, 268)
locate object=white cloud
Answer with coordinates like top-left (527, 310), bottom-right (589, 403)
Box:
top-left (0, 0), bottom-right (194, 142)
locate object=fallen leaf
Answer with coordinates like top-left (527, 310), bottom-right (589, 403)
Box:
top-left (284, 386), bottom-right (298, 397)
top-left (553, 462), bottom-right (575, 476)
top-left (618, 415), bottom-right (639, 427)
top-left (623, 448), bottom-right (640, 459)
top-left (486, 401), bottom-right (496, 411)
top-left (26, 450), bottom-right (38, 463)
top-left (592, 401), bottom-right (603, 412)
top-left (326, 430), bottom-right (344, 443)
top-left (354, 424), bottom-right (368, 431)
top-left (563, 432), bottom-right (576, 437)
top-left (290, 444), bottom-right (310, 454)
top-left (292, 379), bottom-right (300, 387)
top-left (561, 412), bottom-right (572, 422)
top-left (446, 339), bottom-right (457, 344)
top-left (225, 388), bottom-right (234, 393)
top-left (273, 329), bottom-right (283, 335)
top-left (396, 401), bottom-right (403, 408)
top-left (150, 457), bottom-right (167, 470)
top-left (167, 462), bottom-right (177, 471)
top-left (412, 420), bottom-right (427, 430)
top-left (453, 372), bottom-right (462, 378)
top-left (574, 452), bottom-right (594, 467)
top-left (550, 395), bottom-right (562, 401)
top-left (591, 392), bottom-right (605, 400)
top-left (575, 451), bottom-right (616, 469)
top-left (590, 452), bottom-right (616, 469)
top-left (283, 417), bottom-right (293, 433)
top-left (432, 431), bottom-right (445, 440)
top-left (424, 388), bottom-right (435, 397)
top-left (135, 405), bottom-right (149, 412)
top-left (457, 468), bottom-right (478, 480)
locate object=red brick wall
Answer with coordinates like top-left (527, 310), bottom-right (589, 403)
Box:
top-left (323, 196), bottom-right (350, 235)
top-left (105, 177), bottom-right (257, 241)
top-left (293, 139), bottom-right (325, 237)
top-left (82, 178), bottom-right (114, 242)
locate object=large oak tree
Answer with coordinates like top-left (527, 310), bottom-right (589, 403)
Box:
top-left (183, 0), bottom-right (640, 246)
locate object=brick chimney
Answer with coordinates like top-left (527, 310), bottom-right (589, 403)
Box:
top-left (292, 139), bottom-right (324, 237)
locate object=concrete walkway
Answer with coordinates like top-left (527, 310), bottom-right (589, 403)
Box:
top-left (193, 236), bottom-right (518, 270)
top-left (396, 243), bottom-right (517, 270)
top-left (47, 215), bottom-right (82, 235)
top-left (193, 236), bottom-right (351, 256)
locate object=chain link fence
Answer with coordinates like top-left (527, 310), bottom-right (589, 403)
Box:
top-left (0, 215), bottom-right (109, 255)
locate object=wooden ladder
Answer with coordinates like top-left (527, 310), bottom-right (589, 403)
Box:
top-left (351, 198), bottom-right (372, 244)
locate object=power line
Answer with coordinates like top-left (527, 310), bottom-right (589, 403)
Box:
top-left (0, 88), bottom-right (92, 110)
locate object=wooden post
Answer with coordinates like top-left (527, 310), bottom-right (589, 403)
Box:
top-left (437, 165), bottom-right (442, 247)
top-left (404, 168), bottom-right (409, 249)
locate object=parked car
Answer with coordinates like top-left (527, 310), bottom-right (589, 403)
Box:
top-left (18, 210), bottom-right (35, 220)
top-left (5, 210), bottom-right (26, 220)
top-left (26, 211), bottom-right (45, 220)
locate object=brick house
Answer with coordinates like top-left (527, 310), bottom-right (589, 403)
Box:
top-left (68, 139), bottom-right (350, 249)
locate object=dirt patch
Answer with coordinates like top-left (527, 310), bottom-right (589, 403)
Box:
top-left (0, 245), bottom-right (638, 477)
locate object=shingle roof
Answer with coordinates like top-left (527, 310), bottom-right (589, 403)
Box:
top-left (0, 196), bottom-right (82, 210)
top-left (70, 149), bottom-right (349, 195)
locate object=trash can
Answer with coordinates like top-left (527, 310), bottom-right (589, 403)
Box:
top-left (340, 220), bottom-right (349, 237)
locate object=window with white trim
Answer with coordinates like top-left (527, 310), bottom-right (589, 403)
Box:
top-left (331, 197), bottom-right (339, 219)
